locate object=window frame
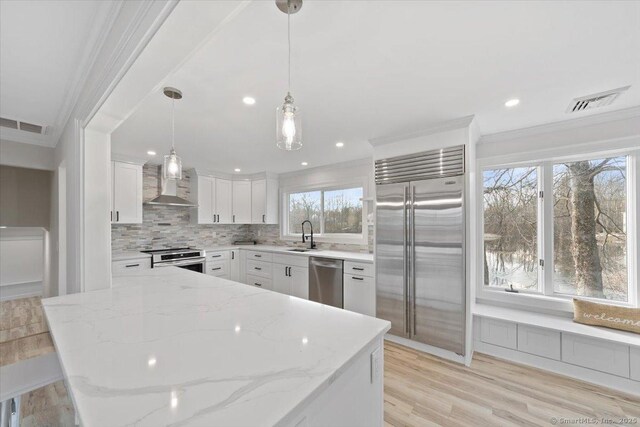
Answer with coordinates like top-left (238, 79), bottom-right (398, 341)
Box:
top-left (477, 149), bottom-right (638, 312)
top-left (280, 178), bottom-right (368, 245)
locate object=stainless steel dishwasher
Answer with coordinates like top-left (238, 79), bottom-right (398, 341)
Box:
top-left (309, 257), bottom-right (343, 308)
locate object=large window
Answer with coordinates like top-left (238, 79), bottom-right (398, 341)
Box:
top-left (482, 155), bottom-right (631, 303)
top-left (285, 186), bottom-right (364, 239)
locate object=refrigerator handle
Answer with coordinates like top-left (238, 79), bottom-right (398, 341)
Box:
top-left (403, 186), bottom-right (409, 336)
top-left (409, 185), bottom-right (416, 337)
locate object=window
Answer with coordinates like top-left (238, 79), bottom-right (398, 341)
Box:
top-left (482, 155), bottom-right (631, 303)
top-left (285, 186), bottom-right (364, 239)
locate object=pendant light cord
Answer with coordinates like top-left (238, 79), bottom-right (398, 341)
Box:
top-left (171, 95), bottom-right (175, 151)
top-left (287, 1), bottom-right (291, 93)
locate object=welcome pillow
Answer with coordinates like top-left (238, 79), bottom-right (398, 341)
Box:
top-left (573, 299), bottom-right (640, 334)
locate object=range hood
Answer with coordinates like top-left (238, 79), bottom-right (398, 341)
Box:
top-left (145, 166), bottom-right (197, 207)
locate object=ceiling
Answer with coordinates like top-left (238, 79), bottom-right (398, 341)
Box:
top-left (110, 0), bottom-right (640, 174)
top-left (0, 0), bottom-right (116, 147)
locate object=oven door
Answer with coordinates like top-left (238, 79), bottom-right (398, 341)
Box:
top-left (154, 257), bottom-right (206, 274)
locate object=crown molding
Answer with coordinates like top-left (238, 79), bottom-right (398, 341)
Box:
top-left (479, 105), bottom-right (640, 145)
top-left (369, 115), bottom-right (476, 147)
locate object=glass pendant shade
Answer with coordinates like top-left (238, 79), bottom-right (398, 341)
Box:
top-left (163, 148), bottom-right (182, 180)
top-left (276, 93), bottom-right (302, 150)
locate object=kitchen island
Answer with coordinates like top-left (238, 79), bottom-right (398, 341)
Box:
top-left (42, 267), bottom-right (390, 427)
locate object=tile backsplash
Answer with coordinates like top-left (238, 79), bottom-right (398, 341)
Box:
top-left (112, 164), bottom-right (373, 253)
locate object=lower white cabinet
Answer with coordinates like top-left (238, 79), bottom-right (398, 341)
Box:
top-left (246, 274), bottom-right (272, 290)
top-left (517, 325), bottom-right (561, 360)
top-left (229, 249), bottom-right (240, 282)
top-left (562, 333), bottom-right (630, 377)
top-left (480, 318), bottom-right (517, 349)
top-left (273, 261), bottom-right (309, 299)
top-left (343, 274), bottom-right (375, 316)
top-left (630, 347), bottom-right (640, 381)
top-left (206, 250), bottom-right (230, 278)
top-left (112, 258), bottom-right (150, 275)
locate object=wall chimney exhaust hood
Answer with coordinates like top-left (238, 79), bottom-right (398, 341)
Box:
top-left (144, 166), bottom-right (197, 207)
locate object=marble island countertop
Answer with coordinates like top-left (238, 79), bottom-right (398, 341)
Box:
top-left (43, 267), bottom-right (389, 427)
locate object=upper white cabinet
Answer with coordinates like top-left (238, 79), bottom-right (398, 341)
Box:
top-left (111, 161), bottom-right (142, 224)
top-left (232, 181), bottom-right (252, 224)
top-left (191, 175), bottom-right (233, 224)
top-left (252, 178), bottom-right (278, 224)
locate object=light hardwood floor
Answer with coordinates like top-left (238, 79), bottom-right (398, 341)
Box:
top-left (384, 341), bottom-right (640, 426)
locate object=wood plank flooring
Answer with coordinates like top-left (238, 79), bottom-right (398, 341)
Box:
top-left (384, 341), bottom-right (640, 426)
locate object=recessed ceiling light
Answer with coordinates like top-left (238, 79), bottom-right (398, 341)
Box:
top-left (335, 142), bottom-right (344, 148)
top-left (505, 98), bottom-right (520, 108)
top-left (147, 150), bottom-right (156, 156)
top-left (242, 96), bottom-right (256, 105)
top-left (234, 168), bottom-right (241, 172)
top-left (301, 162), bottom-right (308, 166)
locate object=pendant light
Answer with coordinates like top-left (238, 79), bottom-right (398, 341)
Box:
top-left (163, 87), bottom-right (183, 180)
top-left (276, 0), bottom-right (302, 151)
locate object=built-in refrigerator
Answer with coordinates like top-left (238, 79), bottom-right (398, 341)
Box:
top-left (375, 145), bottom-right (466, 355)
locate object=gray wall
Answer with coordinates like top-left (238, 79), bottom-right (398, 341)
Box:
top-left (0, 165), bottom-right (52, 229)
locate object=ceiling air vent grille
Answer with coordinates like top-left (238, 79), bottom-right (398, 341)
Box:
top-left (566, 86), bottom-right (630, 113)
top-left (0, 117), bottom-right (47, 134)
top-left (0, 117), bottom-right (18, 129)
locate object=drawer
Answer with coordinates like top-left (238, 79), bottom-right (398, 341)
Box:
top-left (246, 274), bottom-right (273, 290)
top-left (631, 347), bottom-right (640, 381)
top-left (561, 333), bottom-right (630, 377)
top-left (344, 261), bottom-right (374, 278)
top-left (112, 258), bottom-right (151, 275)
top-left (207, 260), bottom-right (229, 277)
top-left (246, 260), bottom-right (272, 279)
top-left (517, 325), bottom-right (561, 360)
top-left (272, 253), bottom-right (309, 268)
top-left (246, 250), bottom-right (272, 262)
top-left (343, 274), bottom-right (375, 316)
top-left (206, 250), bottom-right (229, 261)
top-left (480, 318), bottom-right (517, 349)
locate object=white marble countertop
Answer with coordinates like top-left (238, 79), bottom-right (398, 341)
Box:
top-left (43, 268), bottom-right (389, 427)
top-left (205, 245), bottom-right (374, 263)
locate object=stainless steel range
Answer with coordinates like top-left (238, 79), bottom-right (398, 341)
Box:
top-left (141, 248), bottom-right (206, 273)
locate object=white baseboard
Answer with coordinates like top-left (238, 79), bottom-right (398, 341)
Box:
top-left (385, 334), bottom-right (468, 365)
top-left (0, 281), bottom-right (43, 301)
top-left (474, 339), bottom-right (639, 397)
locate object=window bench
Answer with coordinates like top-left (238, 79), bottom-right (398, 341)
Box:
top-left (473, 304), bottom-right (640, 396)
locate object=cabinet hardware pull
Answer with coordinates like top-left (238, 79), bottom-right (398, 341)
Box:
top-left (255, 254), bottom-right (261, 258)
top-left (211, 267), bottom-right (222, 271)
top-left (288, 266), bottom-right (292, 276)
top-left (352, 267), bottom-right (364, 271)
top-left (231, 251), bottom-right (235, 260)
top-left (126, 264), bottom-right (139, 268)
top-left (210, 255), bottom-right (221, 258)
top-left (233, 215), bottom-right (235, 223)
top-left (255, 267), bottom-right (262, 271)
top-left (262, 214), bottom-right (265, 223)
top-left (116, 211), bottom-right (120, 222)
top-left (352, 276), bottom-right (364, 280)
top-left (254, 283), bottom-right (262, 287)
top-left (110, 211), bottom-right (113, 221)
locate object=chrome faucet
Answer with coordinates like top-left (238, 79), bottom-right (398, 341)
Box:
top-left (301, 220), bottom-right (316, 249)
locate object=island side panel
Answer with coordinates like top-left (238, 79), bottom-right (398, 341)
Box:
top-left (280, 336), bottom-right (385, 427)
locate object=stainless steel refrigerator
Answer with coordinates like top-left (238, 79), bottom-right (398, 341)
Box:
top-left (375, 146), bottom-right (466, 355)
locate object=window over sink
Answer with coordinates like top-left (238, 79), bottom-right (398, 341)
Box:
top-left (282, 184), bottom-right (366, 244)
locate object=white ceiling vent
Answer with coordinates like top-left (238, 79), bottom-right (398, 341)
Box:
top-left (0, 117), bottom-right (48, 134)
top-left (566, 86), bottom-right (630, 113)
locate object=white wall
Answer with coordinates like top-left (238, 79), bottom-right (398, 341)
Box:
top-left (0, 139), bottom-right (54, 170)
top-left (0, 228), bottom-right (44, 301)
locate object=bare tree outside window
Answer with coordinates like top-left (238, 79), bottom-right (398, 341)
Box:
top-left (553, 156), bottom-right (627, 301)
top-left (324, 188), bottom-right (363, 234)
top-left (288, 191), bottom-right (321, 234)
top-left (483, 167), bottom-right (539, 290)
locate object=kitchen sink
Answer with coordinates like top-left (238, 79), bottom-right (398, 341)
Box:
top-left (288, 248), bottom-right (312, 252)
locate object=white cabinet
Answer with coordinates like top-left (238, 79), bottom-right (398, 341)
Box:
top-left (480, 318), bottom-right (517, 349)
top-left (229, 249), bottom-right (240, 282)
top-left (630, 347), bottom-right (640, 381)
top-left (112, 257), bottom-right (150, 275)
top-left (289, 266), bottom-right (309, 299)
top-left (343, 274), bottom-right (375, 316)
top-left (216, 179), bottom-right (233, 224)
top-left (272, 264), bottom-right (291, 295)
top-left (562, 334), bottom-right (630, 377)
top-left (192, 176), bottom-right (233, 224)
top-left (111, 161), bottom-right (142, 224)
top-left (206, 250), bottom-right (229, 278)
top-left (232, 181), bottom-right (252, 224)
top-left (251, 178), bottom-right (278, 224)
top-left (517, 325), bottom-right (561, 360)
top-left (246, 274), bottom-right (272, 290)
top-left (272, 254), bottom-right (309, 299)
